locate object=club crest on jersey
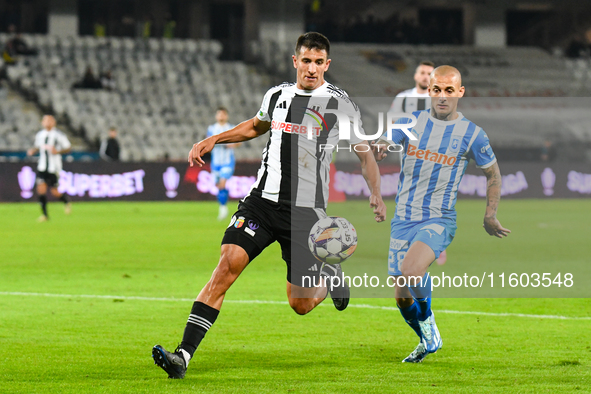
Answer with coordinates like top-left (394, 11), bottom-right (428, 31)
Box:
top-left (449, 137), bottom-right (461, 154)
top-left (234, 216), bottom-right (245, 228)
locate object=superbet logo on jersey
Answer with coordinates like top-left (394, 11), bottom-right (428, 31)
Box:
top-left (406, 144), bottom-right (457, 166)
top-left (271, 120), bottom-right (322, 137)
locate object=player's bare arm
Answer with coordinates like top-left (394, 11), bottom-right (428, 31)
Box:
top-left (370, 139), bottom-right (391, 162)
top-left (481, 162), bottom-right (511, 238)
top-left (27, 147), bottom-right (39, 156)
top-left (50, 147), bottom-right (71, 155)
top-left (189, 117), bottom-right (270, 167)
top-left (353, 141), bottom-right (386, 222)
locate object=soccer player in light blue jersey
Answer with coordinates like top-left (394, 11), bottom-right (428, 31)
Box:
top-left (375, 65), bottom-right (511, 363)
top-left (206, 107), bottom-right (240, 220)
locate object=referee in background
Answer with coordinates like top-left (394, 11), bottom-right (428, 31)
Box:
top-left (390, 61), bottom-right (435, 113)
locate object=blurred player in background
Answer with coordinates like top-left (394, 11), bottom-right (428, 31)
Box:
top-left (391, 61), bottom-right (447, 265)
top-left (152, 32), bottom-right (386, 379)
top-left (376, 66), bottom-right (510, 363)
top-left (26, 115), bottom-right (72, 221)
top-left (206, 107), bottom-right (239, 220)
top-left (391, 61), bottom-right (434, 113)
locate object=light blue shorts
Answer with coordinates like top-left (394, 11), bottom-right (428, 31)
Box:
top-left (212, 164), bottom-right (234, 183)
top-left (388, 217), bottom-right (457, 276)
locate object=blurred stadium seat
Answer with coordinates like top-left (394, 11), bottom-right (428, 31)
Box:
top-left (1, 34), bottom-right (271, 161)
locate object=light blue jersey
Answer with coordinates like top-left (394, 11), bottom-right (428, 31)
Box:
top-left (389, 110), bottom-right (496, 222)
top-left (207, 122), bottom-right (236, 168)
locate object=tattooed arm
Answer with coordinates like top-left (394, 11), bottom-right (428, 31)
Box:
top-left (481, 162), bottom-right (511, 238)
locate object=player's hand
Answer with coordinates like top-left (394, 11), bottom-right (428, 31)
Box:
top-left (369, 194), bottom-right (386, 222)
top-left (483, 216), bottom-right (511, 238)
top-left (26, 148), bottom-right (35, 156)
top-left (50, 147), bottom-right (59, 154)
top-left (188, 137), bottom-right (216, 167)
top-left (370, 141), bottom-right (389, 162)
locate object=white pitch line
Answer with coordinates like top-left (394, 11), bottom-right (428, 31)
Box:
top-left (0, 291), bottom-right (590, 321)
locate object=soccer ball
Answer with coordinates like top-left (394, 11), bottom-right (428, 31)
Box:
top-left (308, 216), bottom-right (357, 264)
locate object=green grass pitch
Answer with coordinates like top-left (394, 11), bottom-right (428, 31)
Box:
top-left (0, 199), bottom-right (590, 393)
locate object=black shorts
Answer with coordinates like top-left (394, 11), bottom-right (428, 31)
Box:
top-left (36, 171), bottom-right (59, 188)
top-left (222, 194), bottom-right (326, 287)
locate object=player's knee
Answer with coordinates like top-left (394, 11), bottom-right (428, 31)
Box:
top-left (289, 298), bottom-right (314, 315)
top-left (400, 261), bottom-right (422, 281)
top-left (396, 297), bottom-right (413, 309)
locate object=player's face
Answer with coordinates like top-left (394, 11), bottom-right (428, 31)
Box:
top-left (215, 110), bottom-right (228, 124)
top-left (41, 116), bottom-right (56, 130)
top-left (293, 47), bottom-right (331, 90)
top-left (429, 74), bottom-right (465, 119)
top-left (414, 65), bottom-right (434, 90)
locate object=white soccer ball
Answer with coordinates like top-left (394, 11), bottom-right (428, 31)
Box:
top-left (308, 216), bottom-right (357, 264)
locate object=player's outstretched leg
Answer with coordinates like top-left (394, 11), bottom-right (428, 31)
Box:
top-left (409, 273), bottom-right (441, 353)
top-left (216, 179), bottom-right (229, 221)
top-left (153, 244), bottom-right (249, 379)
top-left (51, 187), bottom-right (71, 215)
top-left (320, 263), bottom-right (350, 311)
top-left (37, 182), bottom-right (49, 221)
top-left (217, 189), bottom-right (228, 220)
top-left (401, 243), bottom-right (442, 356)
top-left (395, 283), bottom-right (428, 363)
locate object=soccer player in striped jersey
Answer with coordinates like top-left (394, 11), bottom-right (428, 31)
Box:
top-left (390, 61), bottom-right (449, 265)
top-left (390, 61), bottom-right (434, 113)
top-left (26, 115), bottom-right (72, 222)
top-left (206, 107), bottom-right (239, 220)
top-left (376, 65), bottom-right (510, 363)
top-left (152, 32), bottom-right (387, 379)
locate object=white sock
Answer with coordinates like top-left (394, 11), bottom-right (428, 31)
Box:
top-left (180, 349), bottom-right (191, 366)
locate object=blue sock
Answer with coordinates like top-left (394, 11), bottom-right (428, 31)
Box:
top-left (409, 273), bottom-right (432, 321)
top-left (415, 297), bottom-right (432, 321)
top-left (218, 189), bottom-right (228, 205)
top-left (398, 302), bottom-right (421, 339)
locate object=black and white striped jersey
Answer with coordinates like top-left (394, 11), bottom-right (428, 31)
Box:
top-left (391, 87), bottom-right (431, 113)
top-left (250, 81), bottom-right (364, 209)
top-left (33, 128), bottom-right (71, 173)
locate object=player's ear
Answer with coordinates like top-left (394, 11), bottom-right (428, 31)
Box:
top-left (324, 58), bottom-right (331, 71)
top-left (458, 86), bottom-right (465, 97)
top-left (292, 54), bottom-right (298, 69)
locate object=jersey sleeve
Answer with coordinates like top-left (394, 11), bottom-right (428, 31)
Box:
top-left (58, 132), bottom-right (71, 150)
top-left (468, 128), bottom-right (497, 168)
top-left (384, 116), bottom-right (413, 145)
top-left (390, 95), bottom-right (404, 113)
top-left (335, 96), bottom-right (364, 145)
top-left (34, 132), bottom-right (42, 148)
top-left (256, 87), bottom-right (278, 122)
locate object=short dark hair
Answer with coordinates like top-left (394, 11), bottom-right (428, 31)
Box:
top-left (216, 106), bottom-right (228, 113)
top-left (419, 61), bottom-right (435, 68)
top-left (295, 32), bottom-right (330, 56)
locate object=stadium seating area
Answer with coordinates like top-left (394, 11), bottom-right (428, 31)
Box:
top-left (325, 43), bottom-right (576, 97)
top-left (2, 34), bottom-right (591, 161)
top-left (0, 86), bottom-right (41, 152)
top-left (0, 34), bottom-right (271, 161)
